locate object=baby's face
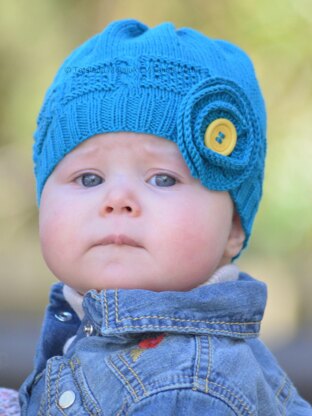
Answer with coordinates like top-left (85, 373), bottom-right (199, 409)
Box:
top-left (39, 132), bottom-right (243, 293)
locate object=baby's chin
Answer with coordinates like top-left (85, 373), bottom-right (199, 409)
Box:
top-left (69, 280), bottom-right (202, 295)
top-left (59, 261), bottom-right (210, 293)
top-left (71, 282), bottom-right (178, 294)
top-left (63, 273), bottom-right (197, 294)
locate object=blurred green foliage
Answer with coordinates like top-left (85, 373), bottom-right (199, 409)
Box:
top-left (0, 0), bottom-right (311, 337)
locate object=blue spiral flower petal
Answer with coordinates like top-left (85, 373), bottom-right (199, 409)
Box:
top-left (177, 78), bottom-right (262, 191)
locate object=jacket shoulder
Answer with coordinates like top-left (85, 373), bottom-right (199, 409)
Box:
top-left (105, 334), bottom-right (257, 415)
top-left (106, 334), bottom-right (312, 415)
top-left (126, 388), bottom-right (237, 415)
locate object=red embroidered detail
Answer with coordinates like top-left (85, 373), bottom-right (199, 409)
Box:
top-left (138, 334), bottom-right (165, 349)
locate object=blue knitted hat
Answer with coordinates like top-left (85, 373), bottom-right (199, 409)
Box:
top-left (34, 19), bottom-right (266, 249)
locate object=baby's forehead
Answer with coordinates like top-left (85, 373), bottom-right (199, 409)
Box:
top-left (72, 132), bottom-right (182, 160)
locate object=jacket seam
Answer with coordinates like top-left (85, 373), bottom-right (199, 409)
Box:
top-left (55, 363), bottom-right (67, 416)
top-left (103, 324), bottom-right (258, 337)
top-left (275, 375), bottom-right (293, 416)
top-left (107, 357), bottom-right (140, 401)
top-left (109, 290), bottom-right (260, 326)
top-left (275, 374), bottom-right (287, 398)
top-left (206, 335), bottom-right (212, 393)
top-left (282, 387), bottom-right (292, 414)
top-left (118, 370), bottom-right (253, 416)
top-left (117, 316), bottom-right (260, 326)
top-left (207, 380), bottom-right (254, 416)
top-left (70, 358), bottom-right (102, 416)
top-left (118, 354), bottom-right (148, 397)
top-left (103, 289), bottom-right (109, 329)
top-left (37, 383), bottom-right (46, 416)
top-left (193, 335), bottom-right (201, 391)
top-left (46, 359), bottom-right (52, 416)
top-left (124, 385), bottom-right (251, 416)
top-left (116, 398), bottom-right (129, 416)
top-left (193, 337), bottom-right (252, 414)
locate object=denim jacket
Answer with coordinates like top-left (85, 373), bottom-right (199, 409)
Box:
top-left (20, 273), bottom-right (312, 415)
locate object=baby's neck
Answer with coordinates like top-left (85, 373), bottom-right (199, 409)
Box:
top-left (63, 264), bottom-right (240, 320)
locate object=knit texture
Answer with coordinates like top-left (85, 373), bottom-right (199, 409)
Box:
top-left (33, 19), bottom-right (267, 248)
top-left (0, 388), bottom-right (20, 416)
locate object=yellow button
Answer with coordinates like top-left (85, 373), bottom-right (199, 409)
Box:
top-left (204, 118), bottom-right (237, 156)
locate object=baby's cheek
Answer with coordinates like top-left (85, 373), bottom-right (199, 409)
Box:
top-left (163, 200), bottom-right (227, 267)
top-left (160, 209), bottom-right (208, 259)
top-left (39, 206), bottom-right (72, 264)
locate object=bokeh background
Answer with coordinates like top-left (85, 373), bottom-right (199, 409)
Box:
top-left (0, 0), bottom-right (311, 403)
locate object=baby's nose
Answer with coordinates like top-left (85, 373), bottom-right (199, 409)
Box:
top-left (99, 185), bottom-right (141, 217)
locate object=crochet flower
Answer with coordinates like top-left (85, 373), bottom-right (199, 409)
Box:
top-left (176, 78), bottom-right (262, 191)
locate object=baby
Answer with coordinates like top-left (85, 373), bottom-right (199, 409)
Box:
top-left (20, 19), bottom-right (312, 415)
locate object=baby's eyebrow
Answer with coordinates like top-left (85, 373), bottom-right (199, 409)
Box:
top-left (142, 149), bottom-right (181, 161)
top-left (69, 146), bottom-right (97, 160)
top-left (140, 142), bottom-right (182, 159)
top-left (72, 142), bottom-right (182, 161)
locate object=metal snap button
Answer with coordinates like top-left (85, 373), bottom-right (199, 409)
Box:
top-left (83, 323), bottom-right (94, 336)
top-left (58, 390), bottom-right (76, 409)
top-left (204, 118), bottom-right (237, 156)
top-left (54, 311), bottom-right (73, 322)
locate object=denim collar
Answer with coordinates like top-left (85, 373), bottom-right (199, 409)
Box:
top-left (64, 264), bottom-right (240, 321)
top-left (82, 273), bottom-right (267, 340)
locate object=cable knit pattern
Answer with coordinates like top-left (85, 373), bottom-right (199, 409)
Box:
top-left (33, 19), bottom-right (266, 248)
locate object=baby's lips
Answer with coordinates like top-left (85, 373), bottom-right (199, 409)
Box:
top-left (94, 234), bottom-right (144, 248)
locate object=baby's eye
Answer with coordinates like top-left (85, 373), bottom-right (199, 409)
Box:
top-left (77, 173), bottom-right (103, 187)
top-left (148, 174), bottom-right (177, 187)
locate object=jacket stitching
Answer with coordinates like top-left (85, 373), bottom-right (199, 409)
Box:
top-left (36, 369), bottom-right (47, 416)
top-left (55, 363), bottom-right (67, 416)
top-left (209, 381), bottom-right (254, 416)
top-left (108, 357), bottom-right (139, 400)
top-left (275, 375), bottom-right (287, 398)
top-left (206, 336), bottom-right (212, 393)
top-left (117, 315), bottom-right (260, 326)
top-left (275, 374), bottom-right (290, 402)
top-left (46, 359), bottom-right (52, 416)
top-left (37, 382), bottom-right (47, 416)
top-left (146, 376), bottom-right (200, 391)
top-left (113, 291), bottom-right (258, 325)
top-left (106, 370), bottom-right (254, 416)
top-left (116, 398), bottom-right (128, 416)
top-left (103, 324), bottom-right (258, 337)
top-left (33, 371), bottom-right (44, 386)
top-left (193, 336), bottom-right (201, 391)
top-left (103, 290), bottom-right (109, 329)
top-left (115, 290), bottom-right (119, 324)
top-left (70, 358), bottom-right (102, 416)
top-left (53, 359), bottom-right (101, 416)
top-left (122, 380), bottom-right (253, 416)
top-left (118, 354), bottom-right (148, 397)
top-left (94, 291), bottom-right (260, 326)
top-left (282, 387), bottom-right (292, 416)
top-left (275, 376), bottom-right (292, 416)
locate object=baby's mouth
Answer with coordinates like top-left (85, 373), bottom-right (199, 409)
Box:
top-left (95, 234), bottom-right (143, 248)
